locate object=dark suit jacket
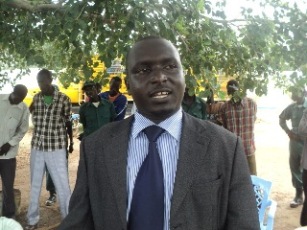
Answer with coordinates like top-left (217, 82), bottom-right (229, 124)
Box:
top-left (58, 112), bottom-right (260, 230)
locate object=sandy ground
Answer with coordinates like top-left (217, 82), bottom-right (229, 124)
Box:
top-left (0, 105), bottom-right (305, 230)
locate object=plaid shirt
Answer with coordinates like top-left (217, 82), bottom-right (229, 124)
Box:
top-left (219, 97), bottom-right (257, 156)
top-left (31, 90), bottom-right (71, 152)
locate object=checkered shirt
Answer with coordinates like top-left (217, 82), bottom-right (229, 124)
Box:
top-left (31, 90), bottom-right (71, 152)
top-left (219, 97), bottom-right (257, 156)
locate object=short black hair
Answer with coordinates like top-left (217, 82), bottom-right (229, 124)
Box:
top-left (227, 79), bottom-right (239, 88)
top-left (82, 81), bottom-right (96, 90)
top-left (95, 82), bottom-right (102, 91)
top-left (37, 69), bottom-right (52, 80)
top-left (111, 76), bottom-right (122, 84)
top-left (13, 84), bottom-right (28, 98)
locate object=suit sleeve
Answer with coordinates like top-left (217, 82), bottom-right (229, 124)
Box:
top-left (58, 140), bottom-right (94, 230)
top-left (225, 137), bottom-right (260, 230)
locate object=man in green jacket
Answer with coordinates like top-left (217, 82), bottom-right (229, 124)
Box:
top-left (279, 89), bottom-right (306, 208)
top-left (181, 87), bottom-right (207, 120)
top-left (79, 81), bottom-right (116, 138)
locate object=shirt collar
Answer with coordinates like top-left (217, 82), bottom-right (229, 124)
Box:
top-left (132, 109), bottom-right (183, 141)
top-left (87, 97), bottom-right (107, 106)
top-left (230, 97), bottom-right (245, 106)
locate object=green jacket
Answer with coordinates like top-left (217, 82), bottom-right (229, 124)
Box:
top-left (182, 96), bottom-right (207, 120)
top-left (79, 98), bottom-right (116, 137)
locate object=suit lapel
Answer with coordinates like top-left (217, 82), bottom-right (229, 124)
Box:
top-left (103, 116), bottom-right (134, 229)
top-left (170, 114), bottom-right (211, 220)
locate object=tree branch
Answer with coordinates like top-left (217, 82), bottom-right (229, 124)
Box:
top-left (4, 0), bottom-right (65, 12)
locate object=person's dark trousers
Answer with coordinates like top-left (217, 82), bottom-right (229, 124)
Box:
top-left (289, 139), bottom-right (303, 189)
top-left (0, 158), bottom-right (16, 218)
top-left (45, 167), bottom-right (56, 195)
top-left (300, 169), bottom-right (307, 225)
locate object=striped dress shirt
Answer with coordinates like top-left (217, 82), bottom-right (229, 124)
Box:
top-left (127, 109), bottom-right (183, 230)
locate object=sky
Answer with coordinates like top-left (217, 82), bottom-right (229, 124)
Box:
top-left (0, 68), bottom-right (54, 94)
top-left (227, 0), bottom-right (306, 19)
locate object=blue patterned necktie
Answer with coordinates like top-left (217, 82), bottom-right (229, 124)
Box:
top-left (128, 125), bottom-right (165, 230)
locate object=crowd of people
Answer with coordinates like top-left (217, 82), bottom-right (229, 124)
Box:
top-left (0, 36), bottom-right (306, 229)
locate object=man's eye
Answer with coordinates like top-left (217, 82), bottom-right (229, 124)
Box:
top-left (135, 67), bottom-right (151, 74)
top-left (164, 64), bottom-right (177, 70)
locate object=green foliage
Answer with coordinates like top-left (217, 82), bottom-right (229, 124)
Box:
top-left (0, 0), bottom-right (307, 97)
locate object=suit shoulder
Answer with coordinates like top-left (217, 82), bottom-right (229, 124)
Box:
top-left (185, 112), bottom-right (235, 137)
top-left (192, 114), bottom-right (237, 139)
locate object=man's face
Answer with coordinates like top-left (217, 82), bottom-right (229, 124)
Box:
top-left (127, 38), bottom-right (185, 122)
top-left (110, 79), bottom-right (121, 95)
top-left (291, 91), bottom-right (304, 104)
top-left (37, 74), bottom-right (53, 95)
top-left (83, 85), bottom-right (97, 99)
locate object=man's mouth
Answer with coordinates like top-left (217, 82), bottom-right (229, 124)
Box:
top-left (152, 91), bottom-right (170, 99)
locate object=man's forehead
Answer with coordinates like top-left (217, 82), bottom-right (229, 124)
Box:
top-left (37, 73), bottom-right (51, 80)
top-left (129, 38), bottom-right (180, 62)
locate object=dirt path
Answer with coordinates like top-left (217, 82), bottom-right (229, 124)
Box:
top-left (1, 107), bottom-right (304, 229)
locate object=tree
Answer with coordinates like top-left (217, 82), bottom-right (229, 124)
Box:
top-left (1, 0), bottom-right (307, 97)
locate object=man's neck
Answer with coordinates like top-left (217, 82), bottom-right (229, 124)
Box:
top-left (109, 91), bottom-right (119, 97)
top-left (42, 87), bottom-right (54, 96)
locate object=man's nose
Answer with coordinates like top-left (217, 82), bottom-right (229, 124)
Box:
top-left (151, 69), bottom-right (167, 83)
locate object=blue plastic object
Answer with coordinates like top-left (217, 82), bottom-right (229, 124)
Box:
top-left (251, 175), bottom-right (277, 230)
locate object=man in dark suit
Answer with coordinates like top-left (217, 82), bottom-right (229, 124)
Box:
top-left (58, 36), bottom-right (260, 230)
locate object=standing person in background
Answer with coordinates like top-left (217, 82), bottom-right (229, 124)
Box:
top-left (26, 69), bottom-right (72, 230)
top-left (298, 104), bottom-right (307, 226)
top-left (0, 84), bottom-right (29, 219)
top-left (219, 79), bottom-right (258, 175)
top-left (58, 36), bottom-right (259, 230)
top-left (280, 89), bottom-right (306, 208)
top-left (181, 87), bottom-right (207, 120)
top-left (40, 85), bottom-right (74, 207)
top-left (79, 81), bottom-right (116, 138)
top-left (100, 76), bottom-right (128, 121)
top-left (206, 88), bottom-right (224, 125)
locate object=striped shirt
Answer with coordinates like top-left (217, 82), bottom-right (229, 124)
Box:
top-left (31, 90), bottom-right (71, 152)
top-left (127, 109), bottom-right (183, 230)
top-left (219, 97), bottom-right (257, 156)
